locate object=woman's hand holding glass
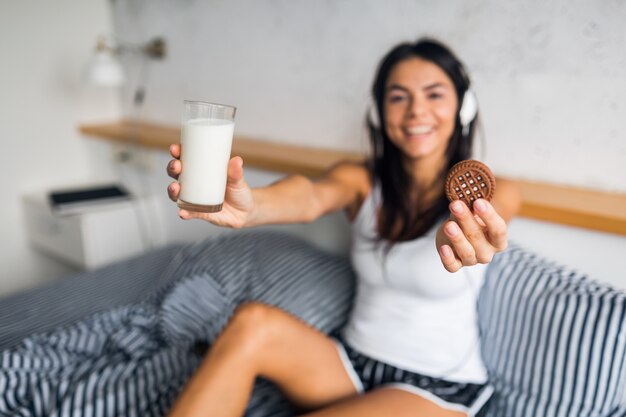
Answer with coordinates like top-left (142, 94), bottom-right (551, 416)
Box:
top-left (435, 198), bottom-right (508, 273)
top-left (166, 144), bottom-right (256, 228)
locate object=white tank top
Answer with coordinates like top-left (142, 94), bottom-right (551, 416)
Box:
top-left (341, 185), bottom-right (488, 383)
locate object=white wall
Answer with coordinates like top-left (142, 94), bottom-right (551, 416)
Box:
top-left (0, 0), bottom-right (120, 297)
top-left (110, 0), bottom-right (626, 192)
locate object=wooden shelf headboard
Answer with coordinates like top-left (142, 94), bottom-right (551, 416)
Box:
top-left (79, 120), bottom-right (626, 237)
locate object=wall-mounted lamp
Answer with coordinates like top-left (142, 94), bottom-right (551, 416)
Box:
top-left (85, 36), bottom-right (166, 87)
top-left (82, 38), bottom-right (167, 246)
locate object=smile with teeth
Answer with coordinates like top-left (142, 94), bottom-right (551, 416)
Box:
top-left (405, 125), bottom-right (434, 136)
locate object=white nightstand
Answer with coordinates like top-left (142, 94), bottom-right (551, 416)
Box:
top-left (22, 193), bottom-right (150, 270)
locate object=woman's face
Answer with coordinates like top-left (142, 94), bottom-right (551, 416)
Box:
top-left (383, 57), bottom-right (458, 164)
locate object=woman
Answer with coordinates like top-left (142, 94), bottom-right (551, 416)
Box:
top-left (165, 38), bottom-right (520, 417)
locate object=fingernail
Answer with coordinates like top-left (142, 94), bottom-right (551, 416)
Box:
top-left (446, 222), bottom-right (458, 236)
top-left (440, 245), bottom-right (453, 258)
top-left (474, 199), bottom-right (486, 212)
top-left (451, 201), bottom-right (464, 214)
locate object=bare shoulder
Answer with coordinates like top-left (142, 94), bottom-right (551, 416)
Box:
top-left (493, 178), bottom-right (522, 223)
top-left (314, 160), bottom-right (372, 220)
top-left (324, 161), bottom-right (371, 192)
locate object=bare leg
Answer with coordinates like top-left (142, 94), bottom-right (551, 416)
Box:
top-left (167, 302), bottom-right (358, 417)
top-left (300, 387), bottom-right (468, 417)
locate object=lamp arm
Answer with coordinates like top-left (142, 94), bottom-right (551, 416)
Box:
top-left (96, 36), bottom-right (166, 60)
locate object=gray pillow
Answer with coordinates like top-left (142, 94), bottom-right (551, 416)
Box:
top-left (478, 245), bottom-right (626, 417)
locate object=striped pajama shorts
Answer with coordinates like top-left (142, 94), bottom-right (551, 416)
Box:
top-left (332, 334), bottom-right (493, 417)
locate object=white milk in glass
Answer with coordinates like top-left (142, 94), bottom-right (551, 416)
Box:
top-left (179, 118), bottom-right (235, 208)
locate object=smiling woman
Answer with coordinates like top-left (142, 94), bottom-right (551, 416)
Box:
top-left (164, 38), bottom-right (519, 417)
top-left (364, 40), bottom-right (513, 250)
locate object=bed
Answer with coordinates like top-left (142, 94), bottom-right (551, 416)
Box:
top-left (1, 230), bottom-right (625, 417)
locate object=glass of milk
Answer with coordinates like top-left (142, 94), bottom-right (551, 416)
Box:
top-left (177, 100), bottom-right (237, 213)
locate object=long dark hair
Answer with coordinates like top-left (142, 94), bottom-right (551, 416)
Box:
top-left (367, 38), bottom-right (478, 243)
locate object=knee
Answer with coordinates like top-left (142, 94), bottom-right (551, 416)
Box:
top-left (219, 302), bottom-right (276, 352)
top-left (231, 302), bottom-right (274, 329)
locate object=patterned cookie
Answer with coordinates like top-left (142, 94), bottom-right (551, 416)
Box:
top-left (445, 160), bottom-right (496, 209)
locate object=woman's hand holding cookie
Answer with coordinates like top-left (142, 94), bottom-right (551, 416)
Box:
top-left (436, 198), bottom-right (508, 272)
top-left (436, 160), bottom-right (508, 272)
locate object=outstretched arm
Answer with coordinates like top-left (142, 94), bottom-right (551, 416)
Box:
top-left (166, 144), bottom-right (369, 228)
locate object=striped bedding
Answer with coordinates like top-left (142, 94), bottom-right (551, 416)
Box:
top-left (0, 231), bottom-right (356, 416)
top-left (2, 232), bottom-right (626, 417)
top-left (0, 245), bottom-right (184, 352)
top-left (478, 245), bottom-right (626, 417)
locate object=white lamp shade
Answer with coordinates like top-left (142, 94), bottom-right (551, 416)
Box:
top-left (85, 50), bottom-right (125, 87)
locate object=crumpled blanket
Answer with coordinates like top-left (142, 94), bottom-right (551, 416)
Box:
top-left (0, 231), bottom-right (356, 417)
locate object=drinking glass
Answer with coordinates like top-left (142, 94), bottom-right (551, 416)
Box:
top-left (177, 100), bottom-right (237, 213)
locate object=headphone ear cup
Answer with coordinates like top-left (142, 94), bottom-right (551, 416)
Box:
top-left (368, 101), bottom-right (381, 129)
top-left (459, 90), bottom-right (478, 132)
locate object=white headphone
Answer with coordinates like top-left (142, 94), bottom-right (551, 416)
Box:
top-left (368, 102), bottom-right (381, 129)
top-left (368, 88), bottom-right (478, 135)
top-left (459, 89), bottom-right (478, 135)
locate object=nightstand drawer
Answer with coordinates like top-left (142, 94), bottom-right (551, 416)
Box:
top-left (22, 193), bottom-right (146, 269)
